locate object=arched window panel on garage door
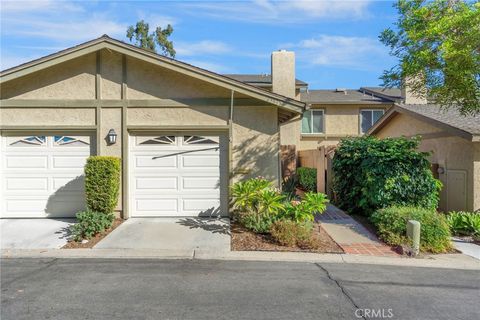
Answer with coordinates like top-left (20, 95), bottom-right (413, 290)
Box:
top-left (138, 136), bottom-right (176, 145)
top-left (7, 136), bottom-right (46, 147)
top-left (183, 136), bottom-right (219, 145)
top-left (53, 136), bottom-right (90, 147)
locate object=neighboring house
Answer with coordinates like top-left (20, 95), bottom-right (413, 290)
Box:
top-left (369, 103), bottom-right (480, 213)
top-left (0, 35), bottom-right (305, 219)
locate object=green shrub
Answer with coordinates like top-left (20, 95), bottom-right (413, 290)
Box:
top-left (446, 211), bottom-right (480, 236)
top-left (231, 178), bottom-right (329, 235)
top-left (332, 136), bottom-right (442, 216)
top-left (282, 192), bottom-right (328, 223)
top-left (231, 178), bottom-right (285, 234)
top-left (281, 175), bottom-right (298, 201)
top-left (270, 220), bottom-right (317, 249)
top-left (297, 167), bottom-right (317, 192)
top-left (370, 206), bottom-right (452, 253)
top-left (85, 156), bottom-right (121, 214)
top-left (72, 210), bottom-right (115, 241)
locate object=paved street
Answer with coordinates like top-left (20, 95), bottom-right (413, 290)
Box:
top-left (1, 258), bottom-right (479, 320)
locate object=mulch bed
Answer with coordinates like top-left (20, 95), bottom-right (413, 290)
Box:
top-left (231, 221), bottom-right (344, 253)
top-left (62, 219), bottom-right (124, 249)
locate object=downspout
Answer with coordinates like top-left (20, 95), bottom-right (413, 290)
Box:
top-left (228, 90), bottom-right (235, 217)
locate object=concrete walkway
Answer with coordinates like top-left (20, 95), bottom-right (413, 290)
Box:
top-left (94, 218), bottom-right (230, 253)
top-left (452, 237), bottom-right (480, 260)
top-left (317, 205), bottom-right (398, 256)
top-left (1, 219), bottom-right (74, 249)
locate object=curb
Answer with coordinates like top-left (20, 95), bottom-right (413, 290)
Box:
top-left (2, 249), bottom-right (479, 270)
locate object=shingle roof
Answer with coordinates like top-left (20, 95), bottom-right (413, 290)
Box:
top-left (361, 87), bottom-right (402, 101)
top-left (223, 74), bottom-right (308, 87)
top-left (398, 104), bottom-right (480, 136)
top-left (300, 89), bottom-right (394, 104)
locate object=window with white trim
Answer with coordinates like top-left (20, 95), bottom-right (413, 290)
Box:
top-left (360, 109), bottom-right (384, 133)
top-left (301, 110), bottom-right (324, 134)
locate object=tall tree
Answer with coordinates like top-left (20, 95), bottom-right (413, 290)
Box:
top-left (126, 20), bottom-right (176, 58)
top-left (380, 0), bottom-right (480, 115)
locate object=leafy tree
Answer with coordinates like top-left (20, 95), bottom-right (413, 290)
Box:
top-left (380, 0), bottom-right (480, 115)
top-left (126, 20), bottom-right (176, 58)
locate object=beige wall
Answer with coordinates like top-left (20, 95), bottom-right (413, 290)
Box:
top-left (0, 48), bottom-right (283, 217)
top-left (281, 104), bottom-right (391, 150)
top-left (374, 112), bottom-right (478, 212)
top-left (0, 108), bottom-right (96, 126)
top-left (1, 54), bottom-right (97, 100)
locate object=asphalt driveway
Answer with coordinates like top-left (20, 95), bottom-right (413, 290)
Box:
top-left (1, 259), bottom-right (479, 320)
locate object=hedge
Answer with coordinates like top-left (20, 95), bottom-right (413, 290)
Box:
top-left (371, 206), bottom-right (452, 253)
top-left (332, 136), bottom-right (441, 216)
top-left (297, 167), bottom-right (317, 192)
top-left (85, 156), bottom-right (121, 214)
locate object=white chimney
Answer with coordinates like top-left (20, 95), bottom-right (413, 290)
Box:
top-left (402, 75), bottom-right (427, 105)
top-left (271, 50), bottom-right (295, 99)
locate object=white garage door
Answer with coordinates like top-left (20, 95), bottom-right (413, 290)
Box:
top-left (0, 135), bottom-right (91, 218)
top-left (130, 134), bottom-right (227, 217)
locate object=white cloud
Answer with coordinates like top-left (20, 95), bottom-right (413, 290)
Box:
top-left (179, 0), bottom-right (372, 24)
top-left (0, 0), bottom-right (83, 13)
top-left (285, 34), bottom-right (388, 70)
top-left (175, 40), bottom-right (232, 56)
top-left (4, 15), bottom-right (126, 41)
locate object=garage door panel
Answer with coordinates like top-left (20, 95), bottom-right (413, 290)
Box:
top-left (135, 177), bottom-right (178, 190)
top-left (52, 176), bottom-right (85, 191)
top-left (182, 198), bottom-right (221, 211)
top-left (6, 156), bottom-right (48, 169)
top-left (135, 155), bottom-right (177, 168)
top-left (6, 177), bottom-right (49, 190)
top-left (52, 156), bottom-right (87, 169)
top-left (136, 199), bottom-right (178, 212)
top-left (182, 177), bottom-right (219, 190)
top-left (182, 155), bottom-right (219, 168)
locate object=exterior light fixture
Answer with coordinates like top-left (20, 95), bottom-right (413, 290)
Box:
top-left (437, 167), bottom-right (445, 174)
top-left (107, 129), bottom-right (117, 145)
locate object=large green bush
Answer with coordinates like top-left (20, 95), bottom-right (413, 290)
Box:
top-left (72, 210), bottom-right (115, 241)
top-left (370, 206), bottom-right (452, 253)
top-left (297, 167), bottom-right (317, 192)
top-left (85, 156), bottom-right (121, 214)
top-left (332, 136), bottom-right (441, 216)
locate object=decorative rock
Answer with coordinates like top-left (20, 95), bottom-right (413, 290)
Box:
top-left (81, 239), bottom-right (89, 244)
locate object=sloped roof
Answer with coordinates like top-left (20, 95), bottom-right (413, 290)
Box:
top-left (300, 89), bottom-right (394, 104)
top-left (224, 74), bottom-right (308, 87)
top-left (369, 103), bottom-right (480, 141)
top-left (361, 87), bottom-right (402, 102)
top-left (0, 35), bottom-right (305, 114)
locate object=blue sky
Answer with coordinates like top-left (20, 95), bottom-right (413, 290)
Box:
top-left (0, 0), bottom-right (399, 89)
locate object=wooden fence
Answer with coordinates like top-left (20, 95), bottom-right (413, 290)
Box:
top-left (296, 146), bottom-right (336, 197)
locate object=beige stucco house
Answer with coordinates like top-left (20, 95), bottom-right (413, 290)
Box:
top-left (3, 35), bottom-right (464, 219)
top-left (0, 35), bottom-right (306, 219)
top-left (369, 103), bottom-right (480, 213)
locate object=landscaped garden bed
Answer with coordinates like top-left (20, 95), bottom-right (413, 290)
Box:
top-left (62, 156), bottom-right (122, 249)
top-left (231, 221), bottom-right (343, 253)
top-left (63, 218), bottom-right (123, 249)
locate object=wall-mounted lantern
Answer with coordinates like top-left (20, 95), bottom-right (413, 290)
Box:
top-left (437, 167), bottom-right (445, 175)
top-left (107, 129), bottom-right (117, 145)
